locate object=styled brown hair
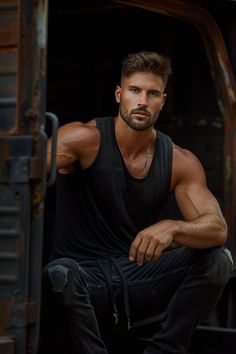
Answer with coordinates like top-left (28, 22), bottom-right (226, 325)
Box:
top-left (121, 51), bottom-right (172, 87)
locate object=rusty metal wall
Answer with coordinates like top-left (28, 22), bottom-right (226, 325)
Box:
top-left (0, 1), bottom-right (17, 134)
top-left (0, 1), bottom-right (48, 354)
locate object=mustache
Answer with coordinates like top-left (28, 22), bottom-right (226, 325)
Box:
top-left (131, 107), bottom-right (150, 115)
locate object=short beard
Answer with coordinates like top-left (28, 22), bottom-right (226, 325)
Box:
top-left (119, 103), bottom-right (156, 131)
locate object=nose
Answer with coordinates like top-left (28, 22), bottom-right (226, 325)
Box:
top-left (137, 92), bottom-right (148, 106)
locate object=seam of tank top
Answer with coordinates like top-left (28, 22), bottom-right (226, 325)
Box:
top-left (103, 118), bottom-right (172, 186)
top-left (56, 117), bottom-right (112, 177)
top-left (112, 123), bottom-right (161, 183)
top-left (157, 131), bottom-right (173, 194)
top-left (56, 118), bottom-right (172, 189)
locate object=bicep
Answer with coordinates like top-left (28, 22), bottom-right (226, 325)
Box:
top-left (47, 121), bottom-right (100, 172)
top-left (47, 123), bottom-right (80, 172)
top-left (173, 147), bottom-right (223, 221)
top-left (47, 139), bottom-right (76, 172)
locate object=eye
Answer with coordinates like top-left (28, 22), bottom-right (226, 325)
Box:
top-left (129, 87), bottom-right (139, 94)
top-left (149, 90), bottom-right (161, 97)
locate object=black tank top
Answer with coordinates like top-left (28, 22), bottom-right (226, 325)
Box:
top-left (52, 116), bottom-right (173, 261)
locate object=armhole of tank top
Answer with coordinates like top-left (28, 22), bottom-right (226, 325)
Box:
top-left (56, 119), bottom-right (110, 176)
top-left (167, 136), bottom-right (173, 193)
top-left (83, 116), bottom-right (114, 171)
top-left (157, 130), bottom-right (173, 194)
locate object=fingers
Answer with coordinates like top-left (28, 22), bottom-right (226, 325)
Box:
top-left (129, 234), bottom-right (165, 266)
top-left (131, 238), bottom-right (150, 266)
top-left (129, 221), bottom-right (174, 265)
top-left (129, 236), bottom-right (142, 263)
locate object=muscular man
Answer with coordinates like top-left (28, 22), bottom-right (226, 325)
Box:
top-left (42, 51), bottom-right (233, 354)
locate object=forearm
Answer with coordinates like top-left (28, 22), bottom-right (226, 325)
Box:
top-left (173, 214), bottom-right (227, 248)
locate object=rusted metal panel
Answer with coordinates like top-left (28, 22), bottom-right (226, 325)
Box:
top-left (0, 1), bottom-right (48, 354)
top-left (17, 0), bottom-right (48, 134)
top-left (0, 1), bottom-right (18, 134)
top-left (114, 0), bottom-right (236, 259)
top-left (0, 1), bottom-right (18, 48)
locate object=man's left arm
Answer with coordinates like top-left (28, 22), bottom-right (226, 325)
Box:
top-left (173, 175), bottom-right (227, 249)
top-left (129, 147), bottom-right (227, 265)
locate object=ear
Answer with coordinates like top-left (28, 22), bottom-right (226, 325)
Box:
top-left (115, 85), bottom-right (121, 103)
top-left (161, 93), bottom-right (167, 109)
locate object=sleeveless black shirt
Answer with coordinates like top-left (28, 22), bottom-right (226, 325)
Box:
top-left (52, 116), bottom-right (173, 261)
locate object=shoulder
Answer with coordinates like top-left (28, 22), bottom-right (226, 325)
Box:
top-left (171, 143), bottom-right (206, 189)
top-left (50, 119), bottom-right (101, 172)
top-left (173, 144), bottom-right (205, 171)
top-left (57, 119), bottom-right (99, 144)
top-left (55, 120), bottom-right (100, 159)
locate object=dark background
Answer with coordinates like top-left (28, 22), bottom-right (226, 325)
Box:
top-left (43, 1), bottom-right (236, 352)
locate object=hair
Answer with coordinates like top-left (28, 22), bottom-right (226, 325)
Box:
top-left (121, 51), bottom-right (172, 87)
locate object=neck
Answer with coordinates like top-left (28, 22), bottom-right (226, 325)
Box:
top-left (114, 116), bottom-right (155, 158)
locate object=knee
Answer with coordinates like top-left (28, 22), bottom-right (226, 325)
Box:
top-left (43, 258), bottom-right (88, 306)
top-left (204, 247), bottom-right (233, 287)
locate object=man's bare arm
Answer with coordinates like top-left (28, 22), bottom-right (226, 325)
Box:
top-left (170, 147), bottom-right (227, 247)
top-left (129, 145), bottom-right (227, 265)
top-left (47, 121), bottom-right (100, 173)
top-left (47, 122), bottom-right (82, 172)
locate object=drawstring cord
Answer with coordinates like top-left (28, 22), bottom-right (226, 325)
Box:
top-left (96, 260), bottom-right (119, 324)
top-left (96, 258), bottom-right (131, 330)
top-left (110, 257), bottom-right (131, 330)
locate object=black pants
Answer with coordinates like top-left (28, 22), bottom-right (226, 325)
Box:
top-left (39, 246), bottom-right (233, 354)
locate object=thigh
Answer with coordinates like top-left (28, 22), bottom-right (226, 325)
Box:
top-left (78, 259), bottom-right (116, 326)
top-left (115, 246), bottom-right (232, 325)
top-left (114, 247), bottom-right (194, 324)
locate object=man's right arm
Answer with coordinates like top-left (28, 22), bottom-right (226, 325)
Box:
top-left (47, 122), bottom-right (83, 173)
top-left (47, 120), bottom-right (100, 174)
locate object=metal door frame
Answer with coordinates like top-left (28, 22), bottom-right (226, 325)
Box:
top-left (114, 0), bottom-right (236, 258)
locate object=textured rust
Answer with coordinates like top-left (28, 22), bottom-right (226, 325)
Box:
top-left (0, 139), bottom-right (9, 164)
top-left (24, 108), bottom-right (37, 120)
top-left (0, 3), bottom-right (18, 49)
top-left (0, 1), bottom-right (18, 134)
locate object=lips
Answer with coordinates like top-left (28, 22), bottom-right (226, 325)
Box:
top-left (132, 111), bottom-right (149, 117)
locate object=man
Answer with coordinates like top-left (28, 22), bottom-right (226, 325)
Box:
top-left (43, 51), bottom-right (233, 354)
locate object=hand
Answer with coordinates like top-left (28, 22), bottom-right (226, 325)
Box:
top-left (129, 220), bottom-right (175, 265)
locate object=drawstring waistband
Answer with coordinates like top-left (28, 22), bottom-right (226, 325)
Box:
top-left (111, 257), bottom-right (131, 330)
top-left (97, 257), bottom-right (131, 330)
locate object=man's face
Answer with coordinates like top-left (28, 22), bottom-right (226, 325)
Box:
top-left (115, 72), bottom-right (166, 131)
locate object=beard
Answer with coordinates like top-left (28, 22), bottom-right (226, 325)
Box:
top-left (119, 102), bottom-right (158, 131)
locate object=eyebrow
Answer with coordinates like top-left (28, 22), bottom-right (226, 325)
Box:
top-left (128, 85), bottom-right (162, 94)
